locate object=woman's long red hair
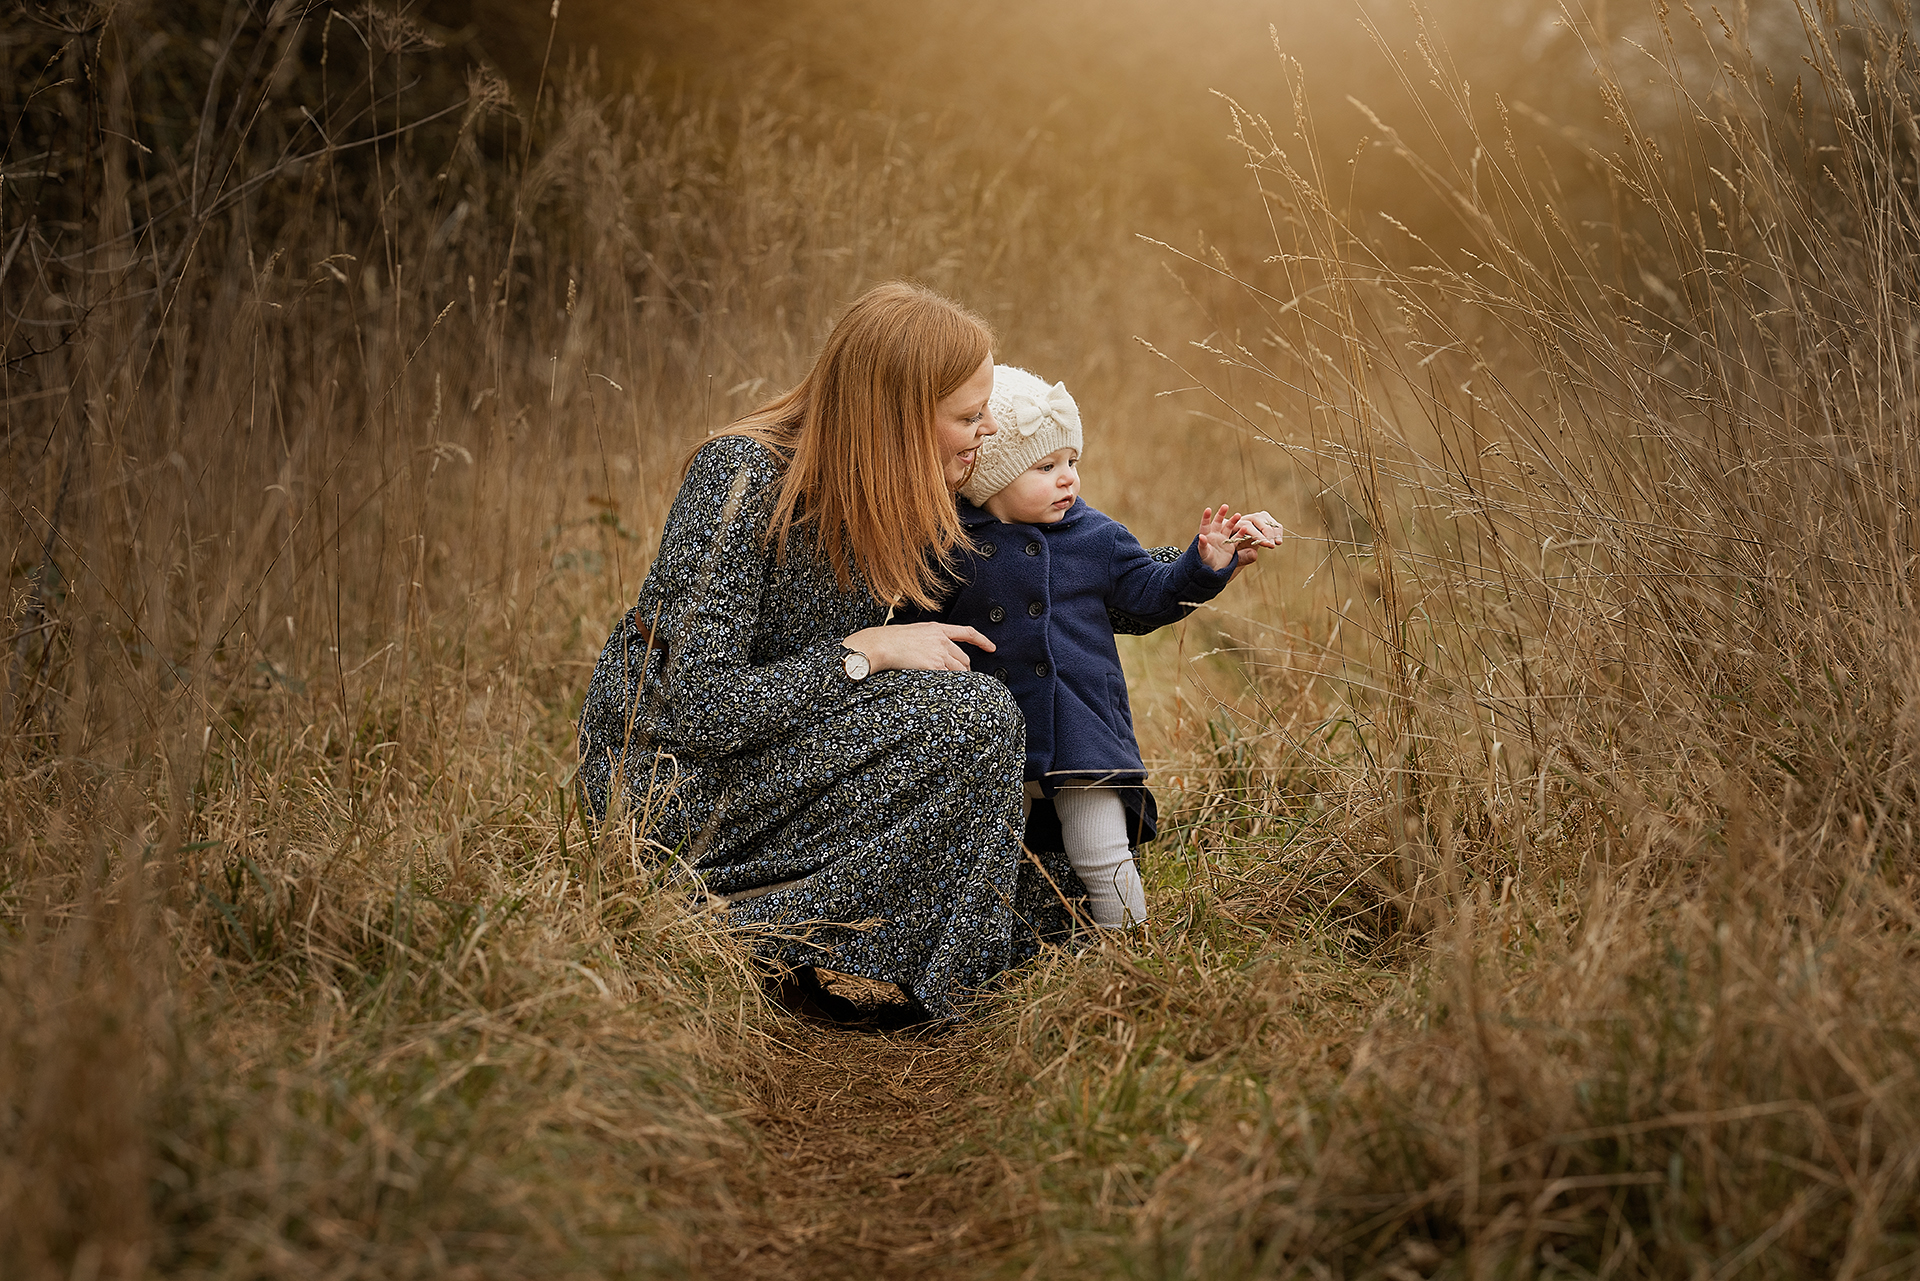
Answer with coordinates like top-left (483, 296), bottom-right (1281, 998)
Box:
top-left (703, 281), bottom-right (992, 610)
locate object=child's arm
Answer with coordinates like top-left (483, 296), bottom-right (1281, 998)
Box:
top-left (1107, 504), bottom-right (1283, 629)
top-left (1110, 545), bottom-right (1181, 635)
top-left (1196, 504), bottom-right (1284, 572)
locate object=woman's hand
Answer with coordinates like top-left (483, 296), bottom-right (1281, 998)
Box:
top-left (1197, 504), bottom-right (1284, 572)
top-left (844, 623), bottom-right (994, 673)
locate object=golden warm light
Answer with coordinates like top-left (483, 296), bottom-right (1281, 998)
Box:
top-left (7, 0), bottom-right (1920, 1274)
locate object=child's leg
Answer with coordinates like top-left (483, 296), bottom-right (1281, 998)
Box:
top-left (1053, 786), bottom-right (1147, 927)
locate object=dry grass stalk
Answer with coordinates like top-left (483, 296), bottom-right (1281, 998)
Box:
top-left (12, 0), bottom-right (1920, 1277)
top-left (953, 2), bottom-right (1920, 1276)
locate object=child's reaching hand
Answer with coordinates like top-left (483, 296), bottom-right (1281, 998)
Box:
top-left (1197, 503), bottom-right (1284, 572)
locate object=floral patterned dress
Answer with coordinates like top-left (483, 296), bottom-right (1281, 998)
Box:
top-left (577, 435), bottom-right (1083, 1019)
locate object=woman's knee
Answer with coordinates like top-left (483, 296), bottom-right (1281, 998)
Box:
top-left (869, 669), bottom-right (1022, 762)
top-left (922, 668), bottom-right (1020, 735)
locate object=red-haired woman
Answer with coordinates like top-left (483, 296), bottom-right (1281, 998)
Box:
top-left (577, 282), bottom-right (1080, 1022)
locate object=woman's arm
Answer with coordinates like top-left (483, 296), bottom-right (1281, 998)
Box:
top-left (652, 443), bottom-right (855, 755)
top-left (869, 562), bottom-right (990, 670)
top-left (656, 440), bottom-right (993, 755)
top-left (845, 622), bottom-right (992, 672)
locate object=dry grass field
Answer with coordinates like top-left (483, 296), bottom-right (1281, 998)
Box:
top-left (6, 0), bottom-right (1920, 1276)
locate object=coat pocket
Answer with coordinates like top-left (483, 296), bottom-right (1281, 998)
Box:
top-left (1106, 671), bottom-right (1134, 731)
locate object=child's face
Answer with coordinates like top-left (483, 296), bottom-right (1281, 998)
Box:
top-left (982, 447), bottom-right (1080, 525)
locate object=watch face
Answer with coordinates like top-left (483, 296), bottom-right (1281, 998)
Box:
top-left (843, 650), bottom-right (870, 680)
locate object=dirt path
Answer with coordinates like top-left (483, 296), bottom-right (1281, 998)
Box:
top-left (703, 981), bottom-right (1024, 1279)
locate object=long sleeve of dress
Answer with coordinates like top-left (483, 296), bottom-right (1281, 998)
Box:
top-left (1105, 528), bottom-right (1235, 627)
top-left (645, 439), bottom-right (880, 757)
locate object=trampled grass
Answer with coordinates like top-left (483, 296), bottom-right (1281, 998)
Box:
top-left (6, 1), bottom-right (1920, 1277)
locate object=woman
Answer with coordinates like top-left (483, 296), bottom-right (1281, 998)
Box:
top-left (577, 282), bottom-right (1083, 1022)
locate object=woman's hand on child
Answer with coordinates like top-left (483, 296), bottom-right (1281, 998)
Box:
top-left (844, 623), bottom-right (994, 673)
top-left (1197, 504), bottom-right (1284, 571)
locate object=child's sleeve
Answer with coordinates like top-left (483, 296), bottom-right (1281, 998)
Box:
top-left (1106, 526), bottom-right (1237, 630)
top-left (1110, 546), bottom-right (1180, 635)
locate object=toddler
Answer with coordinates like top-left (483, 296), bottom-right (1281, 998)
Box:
top-left (899, 365), bottom-right (1281, 927)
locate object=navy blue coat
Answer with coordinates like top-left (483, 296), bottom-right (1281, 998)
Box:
top-left (896, 496), bottom-right (1236, 845)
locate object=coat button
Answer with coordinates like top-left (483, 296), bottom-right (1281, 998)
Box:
top-left (1024, 541), bottom-right (1041, 556)
top-left (1034, 661), bottom-right (1050, 677)
top-left (988, 605), bottom-right (1006, 623)
top-left (993, 667), bottom-right (1009, 681)
top-left (1027, 601), bottom-right (1044, 617)
top-left (981, 542), bottom-right (997, 557)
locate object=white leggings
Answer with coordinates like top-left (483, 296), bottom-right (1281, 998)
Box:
top-left (1053, 786), bottom-right (1147, 928)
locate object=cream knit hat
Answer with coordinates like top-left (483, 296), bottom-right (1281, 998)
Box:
top-left (959, 365), bottom-right (1084, 506)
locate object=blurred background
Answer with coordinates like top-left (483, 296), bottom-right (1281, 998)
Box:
top-left (12, 0), bottom-right (1546, 767)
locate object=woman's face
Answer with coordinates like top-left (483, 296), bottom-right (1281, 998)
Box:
top-left (932, 355), bottom-right (999, 488)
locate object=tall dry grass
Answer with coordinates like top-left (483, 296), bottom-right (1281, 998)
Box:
top-left (1, 2), bottom-right (1273, 1274)
top-left (959, 2), bottom-right (1920, 1276)
top-left (12, 0), bottom-right (1920, 1277)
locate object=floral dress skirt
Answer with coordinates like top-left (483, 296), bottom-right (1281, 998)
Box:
top-left (582, 618), bottom-right (1083, 1020)
top-left (578, 437), bottom-right (1083, 1020)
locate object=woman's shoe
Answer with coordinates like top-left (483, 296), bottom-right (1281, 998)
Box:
top-left (764, 965), bottom-right (866, 1024)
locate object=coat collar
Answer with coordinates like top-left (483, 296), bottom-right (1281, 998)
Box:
top-left (957, 495), bottom-right (1088, 531)
top-left (957, 496), bottom-right (997, 528)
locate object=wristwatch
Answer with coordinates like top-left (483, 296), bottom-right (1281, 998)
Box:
top-left (841, 646), bottom-right (871, 682)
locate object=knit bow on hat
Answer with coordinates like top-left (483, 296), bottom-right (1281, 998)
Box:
top-left (961, 364), bottom-right (1088, 506)
top-left (1010, 381), bottom-right (1080, 438)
